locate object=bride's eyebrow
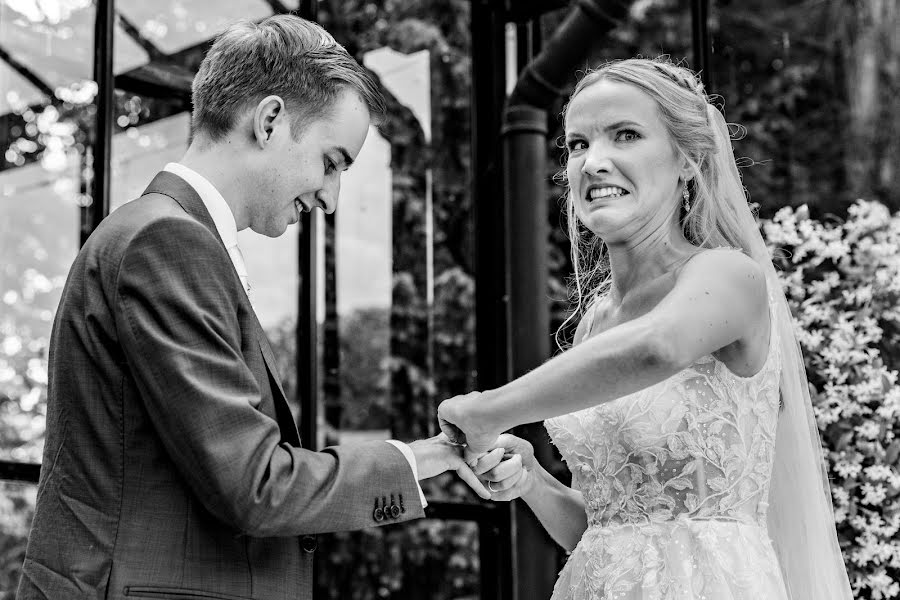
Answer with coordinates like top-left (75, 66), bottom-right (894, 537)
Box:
top-left (604, 119), bottom-right (643, 131)
top-left (565, 119), bottom-right (643, 139)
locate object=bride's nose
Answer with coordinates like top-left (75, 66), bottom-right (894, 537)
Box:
top-left (581, 146), bottom-right (613, 176)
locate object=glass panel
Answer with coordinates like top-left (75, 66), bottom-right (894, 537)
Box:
top-left (312, 1), bottom-right (480, 596)
top-left (236, 225), bottom-right (299, 398)
top-left (0, 1), bottom-right (94, 586)
top-left (317, 0), bottom-right (477, 471)
top-left (117, 0), bottom-right (275, 54)
top-left (0, 63), bottom-right (45, 117)
top-left (0, 1), bottom-right (145, 85)
top-left (0, 481), bottom-right (37, 599)
top-left (1, 0), bottom-right (92, 463)
top-left (0, 0), bottom-right (94, 89)
top-left (316, 519), bottom-right (481, 600)
top-left (113, 18), bottom-right (152, 75)
top-left (109, 98), bottom-right (191, 212)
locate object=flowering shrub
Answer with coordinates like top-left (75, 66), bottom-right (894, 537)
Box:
top-left (763, 199), bottom-right (900, 599)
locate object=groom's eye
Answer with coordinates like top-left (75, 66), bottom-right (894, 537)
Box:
top-left (324, 158), bottom-right (337, 174)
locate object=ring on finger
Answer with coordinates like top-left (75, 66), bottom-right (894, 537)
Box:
top-left (487, 481), bottom-right (498, 493)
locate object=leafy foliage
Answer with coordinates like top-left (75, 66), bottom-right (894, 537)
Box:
top-left (765, 200), bottom-right (900, 599)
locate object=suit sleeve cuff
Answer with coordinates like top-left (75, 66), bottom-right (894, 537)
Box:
top-left (385, 440), bottom-right (428, 508)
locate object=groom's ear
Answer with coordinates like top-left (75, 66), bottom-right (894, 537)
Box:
top-left (252, 95), bottom-right (285, 148)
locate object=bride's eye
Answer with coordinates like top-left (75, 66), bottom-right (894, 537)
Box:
top-left (615, 129), bottom-right (640, 142)
top-left (567, 139), bottom-right (587, 152)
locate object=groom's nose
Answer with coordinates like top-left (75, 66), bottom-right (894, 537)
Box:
top-left (317, 179), bottom-right (340, 214)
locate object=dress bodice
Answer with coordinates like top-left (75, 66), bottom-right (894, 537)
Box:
top-left (545, 302), bottom-right (782, 531)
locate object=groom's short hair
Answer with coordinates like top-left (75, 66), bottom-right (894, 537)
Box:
top-left (191, 15), bottom-right (384, 141)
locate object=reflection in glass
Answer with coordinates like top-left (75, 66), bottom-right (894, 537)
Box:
top-left (313, 2), bottom-right (481, 596)
top-left (238, 222), bottom-right (299, 429)
top-left (110, 110), bottom-right (191, 211)
top-left (1, 3), bottom-right (96, 593)
top-left (117, 0), bottom-right (274, 54)
top-left (331, 127), bottom-right (392, 443)
top-left (316, 519), bottom-right (481, 600)
top-left (0, 2), bottom-right (96, 465)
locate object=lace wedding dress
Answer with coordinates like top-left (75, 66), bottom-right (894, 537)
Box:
top-left (545, 297), bottom-right (790, 600)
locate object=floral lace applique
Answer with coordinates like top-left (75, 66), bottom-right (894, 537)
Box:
top-left (544, 299), bottom-right (788, 599)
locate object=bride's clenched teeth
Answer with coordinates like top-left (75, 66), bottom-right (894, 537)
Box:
top-left (587, 186), bottom-right (629, 201)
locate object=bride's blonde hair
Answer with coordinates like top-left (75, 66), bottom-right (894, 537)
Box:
top-left (556, 57), bottom-right (755, 349)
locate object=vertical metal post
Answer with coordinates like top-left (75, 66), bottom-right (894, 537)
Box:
top-left (471, 1), bottom-right (514, 598)
top-left (471, 0), bottom-right (510, 396)
top-left (322, 213), bottom-right (341, 446)
top-left (691, 0), bottom-right (712, 90)
top-left (297, 0), bottom-right (319, 451)
top-left (82, 0), bottom-right (114, 247)
top-left (298, 0), bottom-right (319, 21)
top-left (479, 512), bottom-right (501, 600)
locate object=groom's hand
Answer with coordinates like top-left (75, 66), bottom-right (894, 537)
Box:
top-left (437, 391), bottom-right (501, 453)
top-left (408, 433), bottom-right (492, 500)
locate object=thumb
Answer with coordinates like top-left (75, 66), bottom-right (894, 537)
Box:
top-left (438, 415), bottom-right (466, 446)
top-left (464, 447), bottom-right (487, 468)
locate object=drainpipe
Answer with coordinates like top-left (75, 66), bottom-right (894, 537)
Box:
top-left (501, 2), bottom-right (630, 599)
top-left (502, 0), bottom-right (629, 397)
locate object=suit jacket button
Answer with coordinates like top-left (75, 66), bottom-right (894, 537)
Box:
top-left (389, 504), bottom-right (401, 519)
top-left (373, 507), bottom-right (385, 522)
top-left (301, 535), bottom-right (317, 553)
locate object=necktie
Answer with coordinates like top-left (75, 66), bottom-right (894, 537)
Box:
top-left (227, 244), bottom-right (252, 296)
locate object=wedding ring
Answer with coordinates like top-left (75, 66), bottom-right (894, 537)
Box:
top-left (487, 481), bottom-right (498, 493)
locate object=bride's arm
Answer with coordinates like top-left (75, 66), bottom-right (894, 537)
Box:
top-left (441, 249), bottom-right (769, 449)
top-left (521, 462), bottom-right (588, 552)
top-left (472, 434), bottom-right (587, 551)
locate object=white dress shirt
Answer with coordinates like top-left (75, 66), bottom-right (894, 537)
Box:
top-left (163, 162), bottom-right (427, 508)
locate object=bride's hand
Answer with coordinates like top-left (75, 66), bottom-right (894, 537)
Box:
top-left (437, 391), bottom-right (501, 453)
top-left (466, 434), bottom-right (537, 502)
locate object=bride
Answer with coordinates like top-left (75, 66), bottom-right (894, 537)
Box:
top-left (438, 58), bottom-right (854, 599)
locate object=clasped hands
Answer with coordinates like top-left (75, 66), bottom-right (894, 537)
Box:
top-left (410, 391), bottom-right (533, 501)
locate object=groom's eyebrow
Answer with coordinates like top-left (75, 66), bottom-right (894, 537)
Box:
top-left (336, 147), bottom-right (354, 169)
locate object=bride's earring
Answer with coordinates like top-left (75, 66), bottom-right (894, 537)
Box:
top-left (682, 184), bottom-right (691, 212)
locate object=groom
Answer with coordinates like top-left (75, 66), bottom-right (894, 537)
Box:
top-left (16, 15), bottom-right (497, 600)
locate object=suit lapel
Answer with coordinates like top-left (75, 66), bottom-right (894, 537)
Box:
top-left (141, 171), bottom-right (303, 448)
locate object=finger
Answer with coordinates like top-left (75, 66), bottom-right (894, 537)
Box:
top-left (472, 447), bottom-right (505, 475)
top-left (454, 460), bottom-right (491, 500)
top-left (485, 467), bottom-right (525, 493)
top-left (484, 453), bottom-right (523, 482)
top-left (491, 470), bottom-right (531, 502)
top-left (464, 448), bottom-right (487, 468)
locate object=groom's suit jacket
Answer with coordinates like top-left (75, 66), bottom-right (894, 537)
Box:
top-left (17, 171), bottom-right (425, 600)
